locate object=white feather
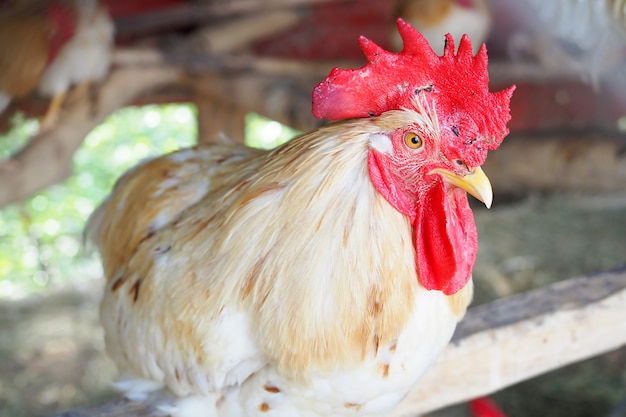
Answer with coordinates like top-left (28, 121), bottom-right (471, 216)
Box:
top-left (418, 3), bottom-right (491, 54)
top-left (112, 378), bottom-right (164, 401)
top-left (369, 133), bottom-right (393, 154)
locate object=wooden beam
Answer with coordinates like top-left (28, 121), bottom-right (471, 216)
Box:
top-left (114, 0), bottom-right (350, 38)
top-left (3, 45), bottom-right (626, 201)
top-left (190, 72), bottom-right (323, 131)
top-left (48, 267), bottom-right (626, 417)
top-left (188, 10), bottom-right (301, 54)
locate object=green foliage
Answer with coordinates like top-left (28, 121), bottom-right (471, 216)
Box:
top-left (245, 113), bottom-right (300, 149)
top-left (0, 105), bottom-right (197, 297)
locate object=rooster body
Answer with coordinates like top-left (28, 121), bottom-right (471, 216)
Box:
top-left (91, 120), bottom-right (471, 416)
top-left (0, 0), bottom-right (113, 126)
top-left (90, 20), bottom-right (513, 417)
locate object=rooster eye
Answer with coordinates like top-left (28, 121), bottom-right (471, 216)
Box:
top-left (404, 132), bottom-right (423, 149)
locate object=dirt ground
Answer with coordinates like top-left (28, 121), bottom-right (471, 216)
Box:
top-left (1, 191), bottom-right (625, 417)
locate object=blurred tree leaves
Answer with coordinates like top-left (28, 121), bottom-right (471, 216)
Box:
top-left (245, 112), bottom-right (300, 149)
top-left (0, 105), bottom-right (198, 297)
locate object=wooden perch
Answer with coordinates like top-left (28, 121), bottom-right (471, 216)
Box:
top-left (0, 66), bottom-right (183, 207)
top-left (48, 267), bottom-right (626, 417)
top-left (390, 266), bottom-right (626, 416)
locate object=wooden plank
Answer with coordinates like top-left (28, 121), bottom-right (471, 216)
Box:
top-left (48, 267), bottom-right (626, 417)
top-left (389, 266), bottom-right (626, 416)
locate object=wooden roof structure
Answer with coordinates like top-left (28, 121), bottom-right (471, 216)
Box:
top-left (0, 0), bottom-right (625, 205)
top-left (2, 0), bottom-right (625, 132)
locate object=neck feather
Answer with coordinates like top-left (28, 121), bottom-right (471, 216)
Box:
top-left (212, 122), bottom-right (418, 375)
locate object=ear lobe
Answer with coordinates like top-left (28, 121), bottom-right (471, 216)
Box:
top-left (369, 133), bottom-right (393, 154)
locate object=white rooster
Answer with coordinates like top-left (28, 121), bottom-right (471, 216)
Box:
top-left (37, 0), bottom-right (114, 130)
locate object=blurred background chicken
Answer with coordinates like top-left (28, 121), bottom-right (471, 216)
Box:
top-left (0, 0), bottom-right (114, 130)
top-left (392, 0), bottom-right (491, 53)
top-left (503, 0), bottom-right (626, 86)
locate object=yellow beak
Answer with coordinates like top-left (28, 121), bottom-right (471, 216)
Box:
top-left (428, 166), bottom-right (494, 208)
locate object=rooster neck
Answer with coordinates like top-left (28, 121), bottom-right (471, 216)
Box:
top-left (214, 123), bottom-right (419, 376)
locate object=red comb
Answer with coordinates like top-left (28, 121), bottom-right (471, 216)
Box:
top-left (312, 18), bottom-right (515, 167)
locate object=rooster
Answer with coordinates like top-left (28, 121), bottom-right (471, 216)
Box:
top-left (88, 19), bottom-right (514, 417)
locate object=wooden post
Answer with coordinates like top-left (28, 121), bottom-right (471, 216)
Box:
top-left (195, 93), bottom-right (246, 144)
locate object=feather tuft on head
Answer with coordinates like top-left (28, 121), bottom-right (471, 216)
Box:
top-left (312, 18), bottom-right (515, 167)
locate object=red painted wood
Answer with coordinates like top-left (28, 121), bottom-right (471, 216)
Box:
top-left (252, 0), bottom-right (395, 60)
top-left (496, 81), bottom-right (625, 133)
top-left (101, 0), bottom-right (185, 19)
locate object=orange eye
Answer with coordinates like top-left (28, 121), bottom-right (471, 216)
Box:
top-left (404, 132), bottom-right (423, 149)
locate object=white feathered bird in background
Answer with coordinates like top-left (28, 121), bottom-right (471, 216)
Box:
top-left (392, 0), bottom-right (492, 54)
top-left (505, 0), bottom-right (626, 86)
top-left (37, 0), bottom-right (114, 130)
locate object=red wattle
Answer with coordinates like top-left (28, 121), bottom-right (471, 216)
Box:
top-left (414, 179), bottom-right (477, 295)
top-left (368, 151), bottom-right (477, 295)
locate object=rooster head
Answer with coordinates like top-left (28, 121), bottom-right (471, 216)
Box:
top-left (312, 19), bottom-right (514, 295)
